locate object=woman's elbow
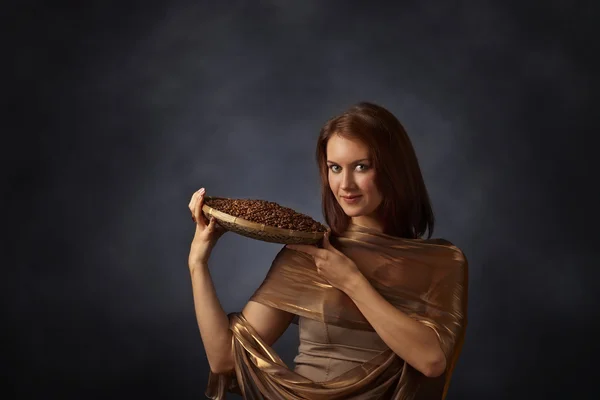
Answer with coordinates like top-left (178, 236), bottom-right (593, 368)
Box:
top-left (421, 353), bottom-right (447, 378)
top-left (210, 362), bottom-right (235, 375)
top-left (209, 355), bottom-right (235, 375)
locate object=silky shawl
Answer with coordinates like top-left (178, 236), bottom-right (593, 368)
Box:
top-left (206, 223), bottom-right (468, 399)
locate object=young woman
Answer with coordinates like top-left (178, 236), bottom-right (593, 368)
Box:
top-left (187, 102), bottom-right (468, 399)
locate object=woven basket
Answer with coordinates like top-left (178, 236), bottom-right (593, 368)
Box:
top-left (201, 196), bottom-right (326, 245)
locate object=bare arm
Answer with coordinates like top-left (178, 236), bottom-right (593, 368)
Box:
top-left (189, 263), bottom-right (294, 374)
top-left (189, 263), bottom-right (232, 374)
top-left (345, 275), bottom-right (446, 378)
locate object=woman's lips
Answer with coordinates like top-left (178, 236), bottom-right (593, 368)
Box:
top-left (341, 195), bottom-right (362, 204)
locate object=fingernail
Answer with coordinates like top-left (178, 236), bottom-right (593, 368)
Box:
top-left (199, 188), bottom-right (205, 194)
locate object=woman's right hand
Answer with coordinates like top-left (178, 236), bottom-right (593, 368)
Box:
top-left (188, 187), bottom-right (227, 268)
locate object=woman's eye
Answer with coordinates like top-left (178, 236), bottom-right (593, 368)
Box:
top-left (329, 164), bottom-right (369, 173)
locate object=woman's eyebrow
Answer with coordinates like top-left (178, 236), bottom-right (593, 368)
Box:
top-left (326, 158), bottom-right (369, 164)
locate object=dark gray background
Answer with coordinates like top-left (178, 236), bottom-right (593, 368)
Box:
top-left (6, 1), bottom-right (598, 399)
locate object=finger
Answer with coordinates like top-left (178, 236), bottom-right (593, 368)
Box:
top-left (194, 190), bottom-right (208, 227)
top-left (188, 190), bottom-right (197, 207)
top-left (189, 187), bottom-right (205, 204)
top-left (189, 191), bottom-right (198, 212)
top-left (322, 231), bottom-right (331, 248)
top-left (323, 230), bottom-right (341, 253)
top-left (189, 191), bottom-right (201, 222)
top-left (209, 217), bottom-right (228, 238)
top-left (189, 188), bottom-right (204, 213)
top-left (207, 216), bottom-right (218, 232)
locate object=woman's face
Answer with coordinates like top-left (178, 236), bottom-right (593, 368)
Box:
top-left (326, 134), bottom-right (383, 223)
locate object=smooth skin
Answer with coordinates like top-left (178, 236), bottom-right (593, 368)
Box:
top-left (324, 134), bottom-right (384, 231)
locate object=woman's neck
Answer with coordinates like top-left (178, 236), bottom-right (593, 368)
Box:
top-left (350, 216), bottom-right (384, 232)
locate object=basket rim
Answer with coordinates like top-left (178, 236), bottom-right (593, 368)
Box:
top-left (202, 196), bottom-right (326, 240)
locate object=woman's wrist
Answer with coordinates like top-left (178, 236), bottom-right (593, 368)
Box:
top-left (189, 261), bottom-right (209, 275)
top-left (343, 271), bottom-right (369, 297)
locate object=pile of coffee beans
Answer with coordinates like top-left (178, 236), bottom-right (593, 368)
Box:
top-left (205, 198), bottom-right (328, 233)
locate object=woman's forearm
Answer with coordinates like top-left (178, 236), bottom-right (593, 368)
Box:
top-left (189, 263), bottom-right (234, 374)
top-left (345, 274), bottom-right (446, 377)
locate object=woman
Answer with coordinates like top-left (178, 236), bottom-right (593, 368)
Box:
top-left (187, 102), bottom-right (468, 399)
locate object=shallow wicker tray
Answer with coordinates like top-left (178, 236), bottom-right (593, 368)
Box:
top-left (201, 196), bottom-right (326, 245)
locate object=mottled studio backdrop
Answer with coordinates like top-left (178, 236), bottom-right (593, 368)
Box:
top-left (6, 1), bottom-right (597, 399)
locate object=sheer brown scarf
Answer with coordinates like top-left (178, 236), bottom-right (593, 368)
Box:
top-left (206, 223), bottom-right (468, 399)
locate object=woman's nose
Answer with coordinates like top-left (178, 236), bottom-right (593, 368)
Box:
top-left (341, 171), bottom-right (356, 189)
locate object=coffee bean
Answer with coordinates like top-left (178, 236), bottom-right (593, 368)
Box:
top-left (205, 198), bottom-right (327, 233)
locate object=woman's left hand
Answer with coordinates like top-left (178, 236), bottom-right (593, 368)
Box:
top-left (286, 231), bottom-right (363, 293)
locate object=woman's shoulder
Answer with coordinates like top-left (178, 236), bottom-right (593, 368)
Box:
top-left (419, 236), bottom-right (464, 252)
top-left (419, 237), bottom-right (469, 270)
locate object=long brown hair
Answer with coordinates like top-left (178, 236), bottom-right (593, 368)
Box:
top-left (316, 102), bottom-right (435, 239)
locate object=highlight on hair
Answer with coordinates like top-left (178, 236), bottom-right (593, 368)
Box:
top-left (315, 102), bottom-right (435, 239)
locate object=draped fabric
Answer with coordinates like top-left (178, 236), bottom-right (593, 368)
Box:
top-left (206, 223), bottom-right (468, 399)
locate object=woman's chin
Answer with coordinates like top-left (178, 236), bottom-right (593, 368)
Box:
top-left (340, 207), bottom-right (363, 217)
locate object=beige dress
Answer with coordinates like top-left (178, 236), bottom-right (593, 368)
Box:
top-left (293, 317), bottom-right (391, 382)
